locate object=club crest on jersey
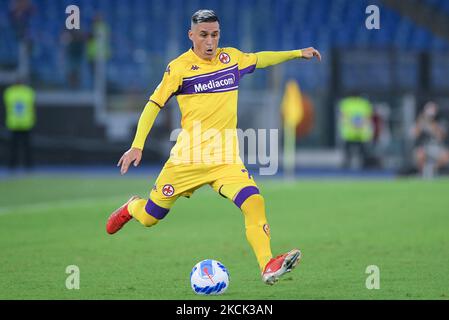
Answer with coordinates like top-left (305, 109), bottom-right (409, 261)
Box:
top-left (162, 184), bottom-right (175, 197)
top-left (219, 52), bottom-right (231, 64)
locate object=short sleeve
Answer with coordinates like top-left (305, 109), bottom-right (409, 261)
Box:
top-left (233, 48), bottom-right (257, 78)
top-left (149, 63), bottom-right (182, 108)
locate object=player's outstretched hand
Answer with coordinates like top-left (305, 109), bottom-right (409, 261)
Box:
top-left (301, 47), bottom-right (321, 61)
top-left (117, 147), bottom-right (142, 175)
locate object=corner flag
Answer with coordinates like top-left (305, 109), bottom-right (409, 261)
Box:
top-left (281, 79), bottom-right (304, 178)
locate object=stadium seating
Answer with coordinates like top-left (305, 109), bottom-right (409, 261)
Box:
top-left (423, 0), bottom-right (449, 15)
top-left (1, 0), bottom-right (448, 92)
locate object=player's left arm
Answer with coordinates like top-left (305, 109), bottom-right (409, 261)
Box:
top-left (255, 47), bottom-right (321, 69)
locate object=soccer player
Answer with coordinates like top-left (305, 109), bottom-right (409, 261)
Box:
top-left (107, 9), bottom-right (321, 285)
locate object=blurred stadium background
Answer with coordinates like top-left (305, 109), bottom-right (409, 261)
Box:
top-left (1, 0), bottom-right (449, 173)
top-left (1, 0), bottom-right (449, 300)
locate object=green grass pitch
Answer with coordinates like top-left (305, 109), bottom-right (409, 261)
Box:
top-left (0, 175), bottom-right (448, 299)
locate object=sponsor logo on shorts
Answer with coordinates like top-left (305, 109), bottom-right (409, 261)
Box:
top-left (162, 184), bottom-right (175, 197)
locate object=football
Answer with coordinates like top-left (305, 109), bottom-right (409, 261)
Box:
top-left (190, 259), bottom-right (230, 295)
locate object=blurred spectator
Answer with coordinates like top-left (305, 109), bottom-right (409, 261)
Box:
top-left (61, 29), bottom-right (86, 89)
top-left (413, 101), bottom-right (449, 177)
top-left (338, 93), bottom-right (374, 169)
top-left (87, 13), bottom-right (111, 77)
top-left (371, 106), bottom-right (382, 145)
top-left (3, 78), bottom-right (36, 170)
top-left (9, 0), bottom-right (35, 42)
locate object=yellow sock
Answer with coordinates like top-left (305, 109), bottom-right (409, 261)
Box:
top-left (240, 194), bottom-right (273, 271)
top-left (128, 199), bottom-right (159, 227)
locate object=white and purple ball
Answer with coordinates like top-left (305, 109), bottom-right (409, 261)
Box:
top-left (190, 259), bottom-right (230, 295)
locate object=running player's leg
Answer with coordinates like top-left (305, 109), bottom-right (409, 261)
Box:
top-left (128, 194), bottom-right (171, 227)
top-left (211, 164), bottom-right (301, 285)
top-left (107, 192), bottom-right (175, 234)
top-left (107, 162), bottom-right (201, 233)
top-left (220, 182), bottom-right (272, 271)
top-left (106, 165), bottom-right (177, 233)
top-left (128, 163), bottom-right (187, 227)
top-left (211, 165), bottom-right (272, 271)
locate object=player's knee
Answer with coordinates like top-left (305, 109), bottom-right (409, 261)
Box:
top-left (237, 189), bottom-right (267, 224)
top-left (233, 186), bottom-right (261, 209)
top-left (144, 199), bottom-right (170, 227)
top-left (242, 193), bottom-right (265, 211)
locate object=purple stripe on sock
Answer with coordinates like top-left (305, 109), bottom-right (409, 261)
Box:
top-left (234, 186), bottom-right (260, 208)
top-left (145, 199), bottom-right (169, 220)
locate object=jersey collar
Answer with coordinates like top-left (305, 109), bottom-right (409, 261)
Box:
top-left (189, 47), bottom-right (221, 64)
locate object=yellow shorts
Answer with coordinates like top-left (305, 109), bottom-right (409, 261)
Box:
top-left (145, 161), bottom-right (259, 219)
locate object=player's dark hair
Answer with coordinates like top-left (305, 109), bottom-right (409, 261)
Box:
top-left (191, 9), bottom-right (219, 24)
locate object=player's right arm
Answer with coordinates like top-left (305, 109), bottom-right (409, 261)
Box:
top-left (117, 101), bottom-right (160, 175)
top-left (118, 62), bottom-right (181, 175)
